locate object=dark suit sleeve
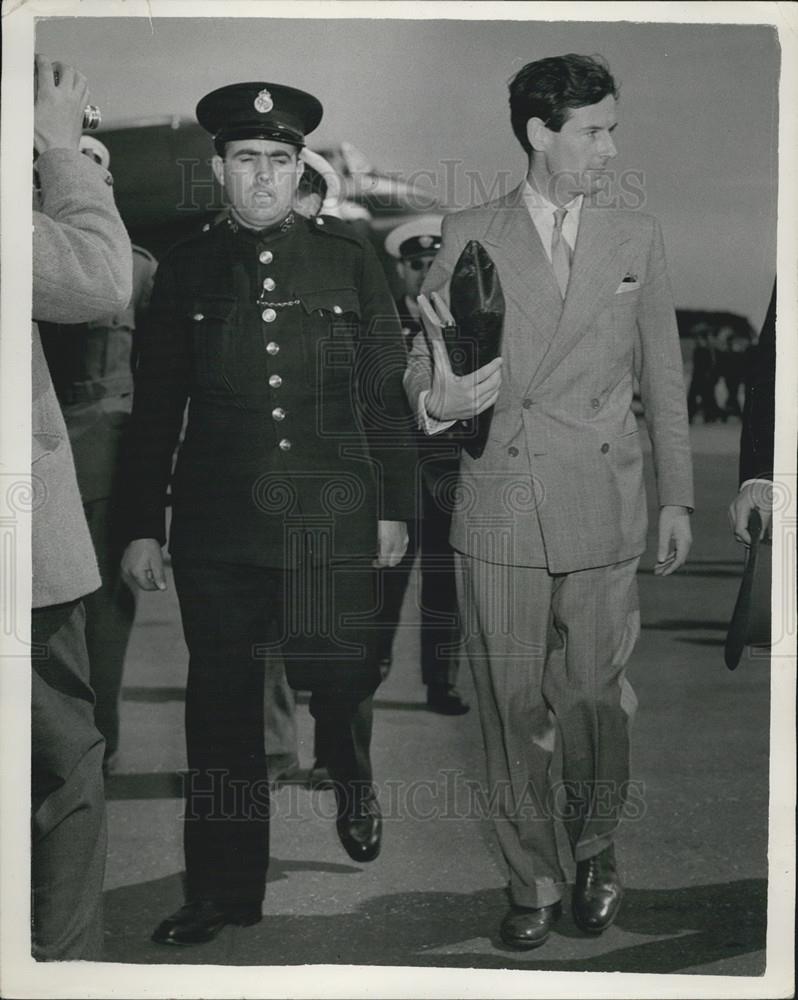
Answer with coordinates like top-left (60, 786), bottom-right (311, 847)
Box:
top-left (739, 282), bottom-right (776, 484)
top-left (122, 255), bottom-right (190, 544)
top-left (355, 239), bottom-right (418, 522)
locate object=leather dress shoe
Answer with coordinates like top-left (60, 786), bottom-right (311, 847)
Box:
top-left (572, 845), bottom-right (623, 934)
top-left (151, 899), bottom-right (262, 945)
top-left (500, 901), bottom-right (562, 950)
top-left (426, 685), bottom-right (470, 715)
top-left (335, 790), bottom-right (382, 862)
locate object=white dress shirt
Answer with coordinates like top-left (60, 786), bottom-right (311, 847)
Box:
top-left (415, 183), bottom-right (583, 434)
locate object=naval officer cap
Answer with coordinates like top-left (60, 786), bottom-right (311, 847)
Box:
top-left (385, 214), bottom-right (444, 260)
top-left (196, 82), bottom-right (323, 154)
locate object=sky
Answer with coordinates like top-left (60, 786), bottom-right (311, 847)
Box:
top-left (33, 9), bottom-right (780, 329)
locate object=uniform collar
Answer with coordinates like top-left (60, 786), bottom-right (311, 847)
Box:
top-left (226, 209), bottom-right (297, 240)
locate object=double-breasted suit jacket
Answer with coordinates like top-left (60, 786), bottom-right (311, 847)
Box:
top-left (405, 185), bottom-right (694, 572)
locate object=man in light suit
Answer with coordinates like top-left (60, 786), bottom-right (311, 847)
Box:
top-left (405, 54), bottom-right (693, 950)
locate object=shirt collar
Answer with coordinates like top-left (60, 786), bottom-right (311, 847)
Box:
top-left (522, 181), bottom-right (583, 224)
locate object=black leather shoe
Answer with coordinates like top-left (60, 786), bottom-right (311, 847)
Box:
top-left (426, 685), bottom-right (470, 715)
top-left (572, 845), bottom-right (623, 934)
top-left (151, 899), bottom-right (262, 946)
top-left (500, 901), bottom-right (562, 950)
top-left (335, 790), bottom-right (382, 863)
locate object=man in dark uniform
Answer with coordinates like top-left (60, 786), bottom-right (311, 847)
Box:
top-left (121, 81), bottom-right (416, 946)
top-left (378, 216), bottom-right (469, 714)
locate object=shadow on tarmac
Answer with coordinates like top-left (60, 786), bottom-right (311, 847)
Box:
top-left (101, 872), bottom-right (766, 974)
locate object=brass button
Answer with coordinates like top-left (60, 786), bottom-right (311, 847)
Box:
top-left (192, 312), bottom-right (204, 322)
top-left (272, 407), bottom-right (286, 421)
top-left (262, 308), bottom-right (277, 323)
top-left (315, 217), bottom-right (325, 226)
top-left (268, 374), bottom-right (282, 388)
top-left (601, 443), bottom-right (610, 454)
top-left (508, 446), bottom-right (519, 457)
top-left (263, 277), bottom-right (276, 291)
top-left (333, 305), bottom-right (343, 315)
top-left (266, 341), bottom-right (280, 355)
top-left (278, 437), bottom-right (292, 450)
top-left (522, 398), bottom-right (533, 409)
top-left (259, 250), bottom-right (273, 264)
top-left (591, 398), bottom-right (600, 409)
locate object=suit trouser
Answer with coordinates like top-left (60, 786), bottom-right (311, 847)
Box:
top-left (455, 553), bottom-right (640, 909)
top-left (83, 496), bottom-right (136, 760)
top-left (172, 559), bottom-right (380, 905)
top-left (31, 600), bottom-right (108, 960)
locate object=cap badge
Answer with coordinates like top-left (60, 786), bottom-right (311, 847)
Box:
top-left (254, 88), bottom-right (274, 114)
top-left (419, 235), bottom-right (434, 249)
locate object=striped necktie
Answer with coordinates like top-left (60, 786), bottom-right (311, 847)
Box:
top-left (551, 207), bottom-right (572, 297)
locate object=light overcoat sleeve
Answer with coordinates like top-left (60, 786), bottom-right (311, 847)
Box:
top-left (33, 148), bottom-right (132, 324)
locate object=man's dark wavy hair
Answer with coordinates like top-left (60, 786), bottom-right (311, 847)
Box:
top-left (509, 54), bottom-right (619, 156)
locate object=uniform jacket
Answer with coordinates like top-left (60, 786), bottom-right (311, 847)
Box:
top-left (32, 149), bottom-right (133, 607)
top-left (124, 212), bottom-right (416, 568)
top-left (40, 245), bottom-right (157, 503)
top-left (405, 184), bottom-right (694, 572)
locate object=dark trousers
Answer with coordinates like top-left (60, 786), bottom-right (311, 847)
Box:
top-left (172, 559), bottom-right (380, 905)
top-left (83, 496), bottom-right (136, 760)
top-left (376, 472), bottom-right (461, 690)
top-left (31, 600), bottom-right (107, 960)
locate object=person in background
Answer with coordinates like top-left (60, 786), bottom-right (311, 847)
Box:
top-left (687, 324), bottom-right (721, 424)
top-left (728, 282), bottom-right (776, 544)
top-left (121, 81), bottom-right (415, 946)
top-left (378, 215), bottom-right (470, 715)
top-left (30, 54), bottom-right (132, 959)
top-left (405, 54), bottom-right (693, 950)
top-left (39, 135), bottom-right (157, 775)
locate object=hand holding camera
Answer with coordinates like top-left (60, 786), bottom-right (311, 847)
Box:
top-left (34, 54), bottom-right (101, 156)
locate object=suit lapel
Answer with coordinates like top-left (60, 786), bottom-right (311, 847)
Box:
top-left (482, 186), bottom-right (564, 346)
top-left (526, 207), bottom-right (632, 392)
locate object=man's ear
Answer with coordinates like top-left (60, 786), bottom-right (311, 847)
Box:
top-left (211, 154), bottom-right (225, 187)
top-left (526, 117), bottom-right (550, 153)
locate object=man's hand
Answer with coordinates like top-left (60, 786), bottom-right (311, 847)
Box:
top-left (418, 292), bottom-right (503, 422)
top-left (375, 520), bottom-right (409, 568)
top-left (654, 505), bottom-right (692, 576)
top-left (728, 481), bottom-right (773, 545)
top-left (121, 538), bottom-right (168, 592)
top-left (34, 55), bottom-right (89, 155)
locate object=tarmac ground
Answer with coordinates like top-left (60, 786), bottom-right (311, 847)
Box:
top-left (100, 420), bottom-right (774, 978)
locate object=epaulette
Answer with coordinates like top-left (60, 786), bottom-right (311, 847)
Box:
top-left (307, 213), bottom-right (366, 248)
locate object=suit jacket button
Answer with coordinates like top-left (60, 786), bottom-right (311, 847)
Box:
top-left (601, 442), bottom-right (610, 453)
top-left (272, 407), bottom-right (286, 421)
top-left (192, 312), bottom-right (204, 322)
top-left (269, 374), bottom-right (282, 388)
top-left (266, 341), bottom-right (280, 355)
top-left (591, 398), bottom-right (600, 409)
top-left (278, 437), bottom-right (292, 450)
top-left (333, 305), bottom-right (343, 315)
top-left (259, 250), bottom-right (274, 264)
top-left (262, 308), bottom-right (277, 323)
top-left (522, 398), bottom-right (533, 409)
top-left (508, 446), bottom-right (519, 457)
top-left (263, 277), bottom-right (276, 291)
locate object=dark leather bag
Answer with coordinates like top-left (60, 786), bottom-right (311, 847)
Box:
top-left (444, 240), bottom-right (505, 459)
top-left (724, 509), bottom-right (772, 670)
